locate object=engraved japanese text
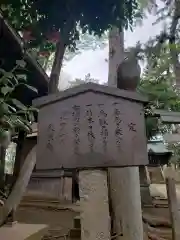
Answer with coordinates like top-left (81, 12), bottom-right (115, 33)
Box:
top-left (46, 123), bottom-right (55, 152)
top-left (58, 111), bottom-right (68, 145)
top-left (72, 105), bottom-right (81, 155)
top-left (85, 105), bottom-right (95, 152)
top-left (98, 104), bottom-right (108, 152)
top-left (113, 104), bottom-right (123, 151)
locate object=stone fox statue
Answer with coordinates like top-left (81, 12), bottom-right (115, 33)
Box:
top-left (117, 50), bottom-right (141, 91)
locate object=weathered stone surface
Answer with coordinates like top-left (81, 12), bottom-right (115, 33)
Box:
top-left (34, 83), bottom-right (148, 169)
top-left (79, 170), bottom-right (111, 240)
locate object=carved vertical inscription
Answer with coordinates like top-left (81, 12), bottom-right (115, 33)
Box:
top-left (46, 123), bottom-right (55, 152)
top-left (58, 111), bottom-right (68, 146)
top-left (72, 105), bottom-right (81, 155)
top-left (85, 105), bottom-right (95, 152)
top-left (38, 94), bottom-right (148, 169)
top-left (128, 122), bottom-right (137, 154)
top-left (98, 104), bottom-right (108, 153)
top-left (128, 122), bottom-right (136, 132)
top-left (113, 103), bottom-right (123, 152)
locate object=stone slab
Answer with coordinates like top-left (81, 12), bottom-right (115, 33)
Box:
top-left (36, 89), bottom-right (148, 169)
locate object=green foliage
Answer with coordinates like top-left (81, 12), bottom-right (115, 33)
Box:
top-left (2, 0), bottom-right (139, 33)
top-left (137, 41), bottom-right (180, 139)
top-left (0, 59), bottom-right (37, 144)
top-left (138, 78), bottom-right (180, 139)
top-left (133, 0), bottom-right (158, 26)
top-left (69, 73), bottom-right (99, 87)
top-left (168, 142), bottom-right (180, 166)
top-left (1, 0), bottom-right (140, 65)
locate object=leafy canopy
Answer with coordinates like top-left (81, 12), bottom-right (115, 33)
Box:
top-left (137, 41), bottom-right (180, 139)
top-left (1, 0), bottom-right (140, 51)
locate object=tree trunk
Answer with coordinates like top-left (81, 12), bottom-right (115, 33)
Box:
top-left (0, 145), bottom-right (36, 226)
top-left (48, 40), bottom-right (66, 93)
top-left (108, 27), bottom-right (144, 240)
top-left (108, 28), bottom-right (124, 87)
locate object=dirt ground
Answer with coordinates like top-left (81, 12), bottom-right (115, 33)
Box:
top-left (0, 183), bottom-right (179, 240)
top-left (0, 223), bottom-right (48, 240)
top-left (143, 183), bottom-right (180, 240)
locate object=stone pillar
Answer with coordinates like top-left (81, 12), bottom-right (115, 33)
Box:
top-left (79, 170), bottom-right (111, 240)
top-left (139, 166), bottom-right (152, 206)
top-left (166, 177), bottom-right (180, 240)
top-left (110, 167), bottom-right (144, 240)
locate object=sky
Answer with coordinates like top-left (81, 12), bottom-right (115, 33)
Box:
top-left (60, 2), bottom-right (164, 90)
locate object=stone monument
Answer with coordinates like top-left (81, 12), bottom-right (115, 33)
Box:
top-left (33, 82), bottom-right (148, 240)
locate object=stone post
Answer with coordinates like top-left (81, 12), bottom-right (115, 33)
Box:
top-left (166, 177), bottom-right (180, 240)
top-left (79, 170), bottom-right (111, 240)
